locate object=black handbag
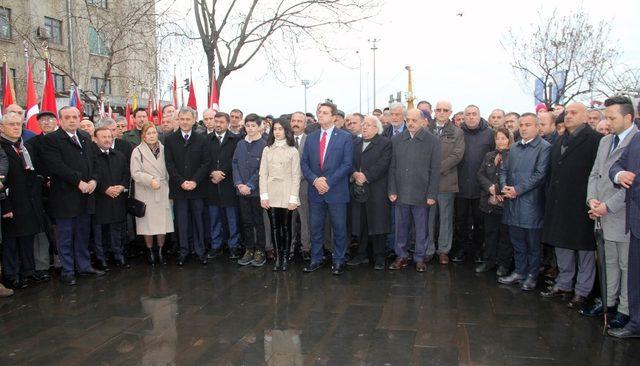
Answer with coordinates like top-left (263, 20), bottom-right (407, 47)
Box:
top-left (127, 180), bottom-right (146, 218)
top-left (350, 181), bottom-right (369, 203)
top-left (127, 149), bottom-right (146, 217)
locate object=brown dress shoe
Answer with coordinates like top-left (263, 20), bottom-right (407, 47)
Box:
top-left (416, 261), bottom-right (427, 272)
top-left (0, 283), bottom-right (14, 297)
top-left (568, 294), bottom-right (587, 309)
top-left (439, 253), bottom-right (449, 265)
top-left (388, 257), bottom-right (408, 270)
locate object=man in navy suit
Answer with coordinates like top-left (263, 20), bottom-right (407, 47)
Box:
top-left (301, 102), bottom-right (353, 275)
top-left (609, 96), bottom-right (640, 338)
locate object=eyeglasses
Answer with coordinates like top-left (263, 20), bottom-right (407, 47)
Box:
top-left (435, 109), bottom-right (451, 113)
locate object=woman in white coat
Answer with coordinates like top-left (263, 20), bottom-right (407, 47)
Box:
top-left (259, 119), bottom-right (301, 271)
top-left (130, 123), bottom-right (174, 265)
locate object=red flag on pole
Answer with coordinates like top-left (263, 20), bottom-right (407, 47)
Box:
top-left (208, 72), bottom-right (219, 112)
top-left (40, 59), bottom-right (58, 116)
top-left (157, 100), bottom-right (163, 126)
top-left (2, 60), bottom-right (15, 114)
top-left (125, 98), bottom-right (133, 130)
top-left (25, 59), bottom-right (41, 133)
top-left (187, 78), bottom-right (197, 111)
top-left (172, 71), bottom-right (178, 109)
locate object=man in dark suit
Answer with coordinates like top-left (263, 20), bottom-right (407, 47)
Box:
top-left (290, 111), bottom-right (311, 259)
top-left (92, 126), bottom-right (130, 269)
top-left (41, 106), bottom-right (105, 285)
top-left (206, 111), bottom-right (242, 259)
top-left (0, 112), bottom-right (45, 289)
top-left (609, 97), bottom-right (640, 338)
top-left (26, 111), bottom-right (58, 282)
top-left (541, 103), bottom-right (602, 309)
top-left (301, 102), bottom-right (353, 275)
top-left (387, 109), bottom-right (441, 272)
top-left (164, 107), bottom-right (212, 266)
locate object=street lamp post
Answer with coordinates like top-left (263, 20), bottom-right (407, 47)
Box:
top-left (368, 38), bottom-right (379, 111)
top-left (356, 50), bottom-right (362, 114)
top-left (301, 79), bottom-right (310, 113)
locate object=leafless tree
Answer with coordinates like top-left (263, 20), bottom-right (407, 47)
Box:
top-left (502, 9), bottom-right (619, 107)
top-left (190, 0), bottom-right (380, 95)
top-left (596, 64), bottom-right (640, 99)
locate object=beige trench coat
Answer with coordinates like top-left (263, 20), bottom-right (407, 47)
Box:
top-left (259, 142), bottom-right (301, 208)
top-left (130, 143), bottom-right (174, 235)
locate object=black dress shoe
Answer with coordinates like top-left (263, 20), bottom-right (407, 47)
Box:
top-left (608, 312), bottom-right (631, 329)
top-left (95, 261), bottom-right (109, 271)
top-left (474, 256), bottom-right (485, 264)
top-left (567, 294), bottom-right (587, 309)
top-left (302, 251), bottom-right (311, 262)
top-left (177, 256), bottom-right (186, 266)
top-left (331, 263), bottom-right (344, 275)
top-left (451, 254), bottom-right (465, 263)
top-left (61, 275), bottom-right (77, 286)
top-left (9, 279), bottom-right (27, 289)
top-left (608, 327), bottom-right (640, 338)
top-left (229, 248), bottom-right (242, 260)
top-left (115, 258), bottom-right (131, 269)
top-left (346, 256), bottom-right (369, 266)
top-left (578, 298), bottom-right (616, 317)
top-left (374, 259), bottom-right (385, 271)
top-left (540, 287), bottom-right (572, 299)
top-left (200, 256), bottom-right (208, 265)
top-left (206, 248), bottom-right (222, 259)
top-left (79, 269), bottom-right (106, 277)
top-left (303, 261), bottom-right (323, 273)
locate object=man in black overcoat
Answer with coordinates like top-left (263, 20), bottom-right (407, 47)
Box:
top-left (541, 103), bottom-right (603, 308)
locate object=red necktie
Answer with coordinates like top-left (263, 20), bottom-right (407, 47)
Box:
top-left (319, 131), bottom-right (327, 170)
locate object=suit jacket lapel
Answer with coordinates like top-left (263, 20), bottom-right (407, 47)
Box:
top-left (559, 130), bottom-right (588, 160)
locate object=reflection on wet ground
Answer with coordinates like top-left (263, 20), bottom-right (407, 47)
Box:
top-left (1, 259), bottom-right (638, 365)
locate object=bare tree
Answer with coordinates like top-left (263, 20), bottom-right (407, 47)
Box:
top-left (190, 0), bottom-right (380, 94)
top-left (596, 64), bottom-right (640, 98)
top-left (502, 9), bottom-right (619, 107)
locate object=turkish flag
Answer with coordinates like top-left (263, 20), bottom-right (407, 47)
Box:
top-left (25, 60), bottom-right (41, 133)
top-left (40, 59), bottom-right (58, 116)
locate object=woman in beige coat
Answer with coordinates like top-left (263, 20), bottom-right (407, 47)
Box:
top-left (130, 123), bottom-right (174, 265)
top-left (259, 119), bottom-right (301, 271)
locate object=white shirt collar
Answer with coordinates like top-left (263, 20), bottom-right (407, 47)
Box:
top-left (617, 124), bottom-right (635, 142)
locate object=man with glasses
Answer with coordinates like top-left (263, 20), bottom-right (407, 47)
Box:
top-left (426, 101), bottom-right (465, 264)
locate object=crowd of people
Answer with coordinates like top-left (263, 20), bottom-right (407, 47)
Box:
top-left (0, 94), bottom-right (639, 339)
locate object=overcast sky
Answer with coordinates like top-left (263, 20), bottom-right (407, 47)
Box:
top-left (165, 0), bottom-right (640, 118)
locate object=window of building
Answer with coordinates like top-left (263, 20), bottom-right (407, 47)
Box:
top-left (91, 77), bottom-right (111, 95)
top-left (53, 73), bottom-right (65, 92)
top-left (44, 17), bottom-right (62, 44)
top-left (0, 7), bottom-right (11, 40)
top-left (88, 27), bottom-right (109, 56)
top-left (0, 67), bottom-right (16, 100)
top-left (87, 0), bottom-right (108, 8)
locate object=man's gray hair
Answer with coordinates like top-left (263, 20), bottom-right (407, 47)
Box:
top-left (588, 108), bottom-right (604, 119)
top-left (388, 102), bottom-right (406, 116)
top-left (114, 115), bottom-right (127, 123)
top-left (365, 115), bottom-right (384, 135)
top-left (519, 112), bottom-right (541, 126)
top-left (178, 106), bottom-right (197, 119)
top-left (96, 118), bottom-right (116, 128)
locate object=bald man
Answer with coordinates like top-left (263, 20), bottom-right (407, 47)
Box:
top-left (541, 102), bottom-right (603, 309)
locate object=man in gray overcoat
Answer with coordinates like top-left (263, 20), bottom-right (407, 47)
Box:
top-left (388, 109), bottom-right (441, 272)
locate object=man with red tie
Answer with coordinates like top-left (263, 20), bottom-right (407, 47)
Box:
top-left (301, 102), bottom-right (354, 275)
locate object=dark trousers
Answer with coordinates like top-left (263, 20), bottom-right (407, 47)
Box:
top-left (267, 207), bottom-right (292, 256)
top-left (395, 204), bottom-right (429, 262)
top-left (482, 212), bottom-right (512, 268)
top-left (354, 203), bottom-right (386, 263)
top-left (2, 235), bottom-right (35, 281)
top-left (56, 214), bottom-right (92, 276)
top-left (626, 234), bottom-right (640, 332)
top-left (453, 197), bottom-right (483, 258)
top-left (509, 226), bottom-right (542, 278)
top-left (208, 205), bottom-right (240, 249)
top-left (238, 196), bottom-right (265, 252)
top-left (386, 204), bottom-right (396, 252)
top-left (175, 198), bottom-right (205, 258)
top-left (93, 222), bottom-right (124, 262)
top-left (309, 201), bottom-right (347, 264)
